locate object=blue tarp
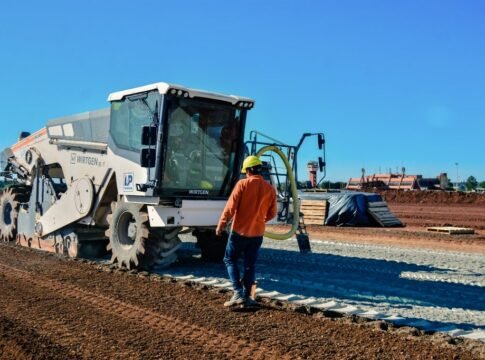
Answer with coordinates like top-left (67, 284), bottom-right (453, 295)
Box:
top-left (299, 190), bottom-right (382, 227)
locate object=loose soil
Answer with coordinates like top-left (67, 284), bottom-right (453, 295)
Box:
top-left (0, 245), bottom-right (483, 360)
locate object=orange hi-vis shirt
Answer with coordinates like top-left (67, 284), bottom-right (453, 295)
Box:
top-left (218, 174), bottom-right (277, 237)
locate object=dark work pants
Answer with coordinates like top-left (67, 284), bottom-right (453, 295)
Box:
top-left (223, 232), bottom-right (263, 298)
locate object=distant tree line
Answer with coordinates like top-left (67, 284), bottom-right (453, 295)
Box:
top-left (298, 180), bottom-right (346, 190)
top-left (448, 176), bottom-right (485, 191)
top-left (465, 176), bottom-right (485, 191)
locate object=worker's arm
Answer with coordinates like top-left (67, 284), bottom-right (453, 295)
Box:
top-left (216, 181), bottom-right (243, 236)
top-left (265, 190), bottom-right (277, 222)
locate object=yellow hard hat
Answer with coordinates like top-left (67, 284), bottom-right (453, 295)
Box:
top-left (199, 180), bottom-right (213, 190)
top-left (241, 155), bottom-right (262, 172)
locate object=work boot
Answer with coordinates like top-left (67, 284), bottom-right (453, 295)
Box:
top-left (224, 292), bottom-right (245, 307)
top-left (244, 297), bottom-right (259, 308)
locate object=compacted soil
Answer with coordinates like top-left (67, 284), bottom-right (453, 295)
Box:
top-left (381, 190), bottom-right (485, 231)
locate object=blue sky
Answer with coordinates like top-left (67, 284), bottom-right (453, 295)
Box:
top-left (1, 0), bottom-right (483, 182)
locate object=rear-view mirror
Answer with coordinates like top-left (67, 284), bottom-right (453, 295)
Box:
top-left (140, 148), bottom-right (156, 168)
top-left (141, 125), bottom-right (157, 146)
top-left (318, 157), bottom-right (325, 172)
top-left (317, 134), bottom-right (325, 150)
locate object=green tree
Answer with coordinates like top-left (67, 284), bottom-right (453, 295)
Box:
top-left (445, 182), bottom-right (455, 191)
top-left (319, 181), bottom-right (346, 190)
top-left (297, 181), bottom-right (308, 189)
top-left (466, 176), bottom-right (478, 191)
top-left (479, 181), bottom-right (485, 188)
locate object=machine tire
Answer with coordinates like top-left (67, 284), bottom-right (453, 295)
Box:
top-left (194, 229), bottom-right (228, 262)
top-left (0, 188), bottom-right (22, 242)
top-left (105, 201), bottom-right (181, 270)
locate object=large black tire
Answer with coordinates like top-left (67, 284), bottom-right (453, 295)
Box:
top-left (0, 188), bottom-right (22, 242)
top-left (105, 201), bottom-right (181, 270)
top-left (194, 229), bottom-right (228, 262)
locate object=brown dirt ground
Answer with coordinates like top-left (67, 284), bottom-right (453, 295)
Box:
top-left (0, 191), bottom-right (484, 359)
top-left (0, 244), bottom-right (483, 360)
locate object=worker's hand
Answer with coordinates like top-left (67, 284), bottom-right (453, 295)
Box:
top-left (215, 226), bottom-right (223, 237)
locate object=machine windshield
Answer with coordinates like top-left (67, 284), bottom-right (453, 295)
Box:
top-left (161, 97), bottom-right (243, 197)
top-left (110, 91), bottom-right (160, 152)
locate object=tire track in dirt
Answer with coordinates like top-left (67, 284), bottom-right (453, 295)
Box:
top-left (1, 243), bottom-right (484, 359)
top-left (0, 273), bottom-right (152, 359)
top-left (0, 263), bottom-right (288, 360)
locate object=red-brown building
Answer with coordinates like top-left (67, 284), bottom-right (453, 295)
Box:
top-left (346, 172), bottom-right (448, 191)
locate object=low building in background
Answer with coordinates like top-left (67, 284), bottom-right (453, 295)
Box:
top-left (346, 170), bottom-right (448, 191)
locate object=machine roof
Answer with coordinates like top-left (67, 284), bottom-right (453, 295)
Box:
top-left (107, 82), bottom-right (254, 105)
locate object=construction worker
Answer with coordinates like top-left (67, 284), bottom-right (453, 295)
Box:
top-left (216, 155), bottom-right (277, 307)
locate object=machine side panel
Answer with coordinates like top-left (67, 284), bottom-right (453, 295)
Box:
top-left (46, 108), bottom-right (110, 144)
top-left (147, 200), bottom-right (226, 227)
top-left (11, 132), bottom-right (151, 199)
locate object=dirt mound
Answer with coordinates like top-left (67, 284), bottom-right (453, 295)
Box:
top-left (379, 190), bottom-right (485, 205)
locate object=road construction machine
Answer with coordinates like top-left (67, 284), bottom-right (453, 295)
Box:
top-left (0, 82), bottom-right (326, 269)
